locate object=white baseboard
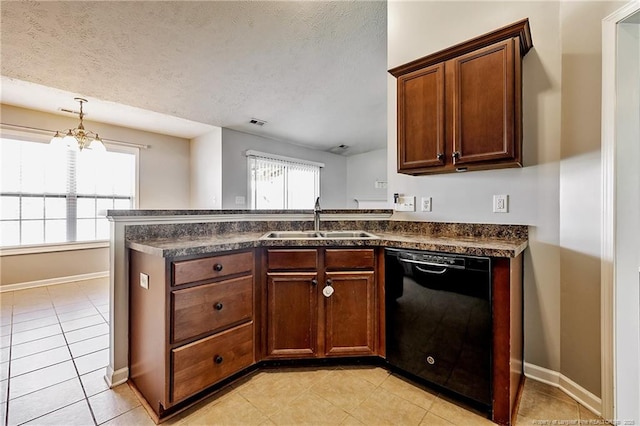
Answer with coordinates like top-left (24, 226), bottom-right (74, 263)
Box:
top-left (0, 271), bottom-right (109, 292)
top-left (105, 365), bottom-right (129, 388)
top-left (524, 362), bottom-right (602, 417)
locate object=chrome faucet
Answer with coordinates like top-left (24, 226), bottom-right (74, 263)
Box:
top-left (314, 197), bottom-right (321, 231)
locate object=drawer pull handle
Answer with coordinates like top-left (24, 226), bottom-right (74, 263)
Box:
top-left (214, 355), bottom-right (223, 364)
top-left (214, 302), bottom-right (223, 311)
top-left (213, 264), bottom-right (223, 272)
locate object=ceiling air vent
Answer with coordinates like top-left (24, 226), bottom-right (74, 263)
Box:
top-left (249, 118), bottom-right (267, 126)
top-left (329, 144), bottom-right (350, 155)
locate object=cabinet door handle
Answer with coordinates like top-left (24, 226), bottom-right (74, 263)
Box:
top-left (214, 355), bottom-right (223, 364)
top-left (311, 279), bottom-right (318, 286)
top-left (325, 279), bottom-right (333, 286)
top-left (214, 302), bottom-right (223, 311)
top-left (437, 153), bottom-right (444, 161)
top-left (213, 263), bottom-right (223, 272)
top-left (452, 151), bottom-right (460, 160)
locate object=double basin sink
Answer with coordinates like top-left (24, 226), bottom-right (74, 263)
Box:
top-left (261, 230), bottom-right (378, 240)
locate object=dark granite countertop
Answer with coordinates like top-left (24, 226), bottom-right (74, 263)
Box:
top-left (127, 230), bottom-right (527, 259)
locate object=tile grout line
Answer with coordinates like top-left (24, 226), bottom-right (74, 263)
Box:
top-left (4, 304), bottom-right (13, 426)
top-left (6, 281), bottom-right (109, 426)
top-left (48, 285), bottom-right (100, 426)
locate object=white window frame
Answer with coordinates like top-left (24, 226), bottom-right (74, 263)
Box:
top-left (0, 126), bottom-right (140, 252)
top-left (245, 150), bottom-right (323, 210)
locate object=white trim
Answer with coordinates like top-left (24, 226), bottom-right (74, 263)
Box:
top-left (0, 271), bottom-right (109, 292)
top-left (524, 363), bottom-right (602, 417)
top-left (245, 149), bottom-right (325, 168)
top-left (104, 365), bottom-right (129, 388)
top-left (601, 2), bottom-right (640, 421)
top-left (0, 240), bottom-right (109, 256)
top-left (601, 8), bottom-right (617, 420)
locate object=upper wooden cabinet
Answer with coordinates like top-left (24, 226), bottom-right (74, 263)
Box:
top-left (390, 19), bottom-right (533, 175)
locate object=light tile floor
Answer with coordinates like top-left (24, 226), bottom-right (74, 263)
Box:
top-left (1, 278), bottom-right (604, 425)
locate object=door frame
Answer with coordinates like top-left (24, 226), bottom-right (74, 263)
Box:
top-left (601, 0), bottom-right (640, 420)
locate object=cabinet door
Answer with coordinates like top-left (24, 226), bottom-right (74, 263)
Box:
top-left (323, 271), bottom-right (376, 356)
top-left (450, 38), bottom-right (517, 165)
top-left (266, 272), bottom-right (318, 357)
top-left (397, 63), bottom-right (446, 172)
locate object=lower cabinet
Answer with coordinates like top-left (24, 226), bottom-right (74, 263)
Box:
top-left (266, 271), bottom-right (318, 357)
top-left (264, 248), bottom-right (378, 359)
top-left (129, 248), bottom-right (256, 418)
top-left (324, 270), bottom-right (375, 356)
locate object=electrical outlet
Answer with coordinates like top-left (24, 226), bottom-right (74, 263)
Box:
top-left (140, 273), bottom-right (149, 290)
top-left (493, 194), bottom-right (509, 213)
top-left (421, 197), bottom-right (432, 212)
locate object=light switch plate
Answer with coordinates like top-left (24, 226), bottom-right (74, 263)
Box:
top-left (395, 196), bottom-right (415, 212)
top-left (140, 273), bottom-right (149, 289)
top-left (493, 194), bottom-right (509, 213)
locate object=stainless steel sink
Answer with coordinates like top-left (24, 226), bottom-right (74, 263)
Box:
top-left (262, 231), bottom-right (321, 239)
top-left (261, 230), bottom-right (378, 239)
top-left (318, 231), bottom-right (378, 239)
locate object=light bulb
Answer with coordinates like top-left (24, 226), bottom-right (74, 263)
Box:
top-left (62, 131), bottom-right (77, 150)
top-left (89, 136), bottom-right (107, 152)
top-left (50, 131), bottom-right (65, 148)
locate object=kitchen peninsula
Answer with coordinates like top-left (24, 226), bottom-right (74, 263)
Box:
top-left (107, 209), bottom-right (527, 425)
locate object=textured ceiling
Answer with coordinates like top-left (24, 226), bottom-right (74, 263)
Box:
top-left (0, 1), bottom-right (387, 155)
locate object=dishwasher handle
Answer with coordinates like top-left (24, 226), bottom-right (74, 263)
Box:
top-left (415, 265), bottom-right (448, 275)
top-left (399, 257), bottom-right (465, 271)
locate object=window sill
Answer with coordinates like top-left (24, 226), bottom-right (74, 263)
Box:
top-left (0, 241), bottom-right (109, 257)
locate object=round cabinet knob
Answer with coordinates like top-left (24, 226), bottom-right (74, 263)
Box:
top-left (213, 264), bottom-right (223, 272)
top-left (214, 302), bottom-right (223, 311)
top-left (214, 355), bottom-right (223, 364)
top-left (311, 279), bottom-right (318, 286)
top-left (325, 279), bottom-right (333, 286)
top-left (436, 153), bottom-right (444, 161)
top-left (323, 286), bottom-right (335, 298)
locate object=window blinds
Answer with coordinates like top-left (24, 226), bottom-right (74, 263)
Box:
top-left (246, 151), bottom-right (322, 210)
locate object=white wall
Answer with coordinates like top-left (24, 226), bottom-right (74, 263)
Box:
top-left (388, 1), bottom-right (623, 398)
top-left (558, 0), bottom-right (622, 398)
top-left (190, 128), bottom-right (223, 209)
top-left (346, 148), bottom-right (388, 209)
top-left (221, 128), bottom-right (348, 209)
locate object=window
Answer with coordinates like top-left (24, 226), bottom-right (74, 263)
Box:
top-left (1, 137), bottom-right (136, 247)
top-left (247, 151), bottom-right (322, 209)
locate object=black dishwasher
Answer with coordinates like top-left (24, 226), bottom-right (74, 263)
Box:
top-left (385, 248), bottom-right (492, 409)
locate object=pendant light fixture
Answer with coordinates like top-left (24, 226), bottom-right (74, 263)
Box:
top-left (50, 98), bottom-right (106, 152)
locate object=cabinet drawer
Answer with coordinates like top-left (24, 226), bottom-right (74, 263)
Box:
top-left (171, 322), bottom-right (254, 403)
top-left (325, 249), bottom-right (375, 270)
top-left (267, 249), bottom-right (318, 270)
top-left (173, 251), bottom-right (253, 286)
top-left (171, 276), bottom-right (253, 343)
